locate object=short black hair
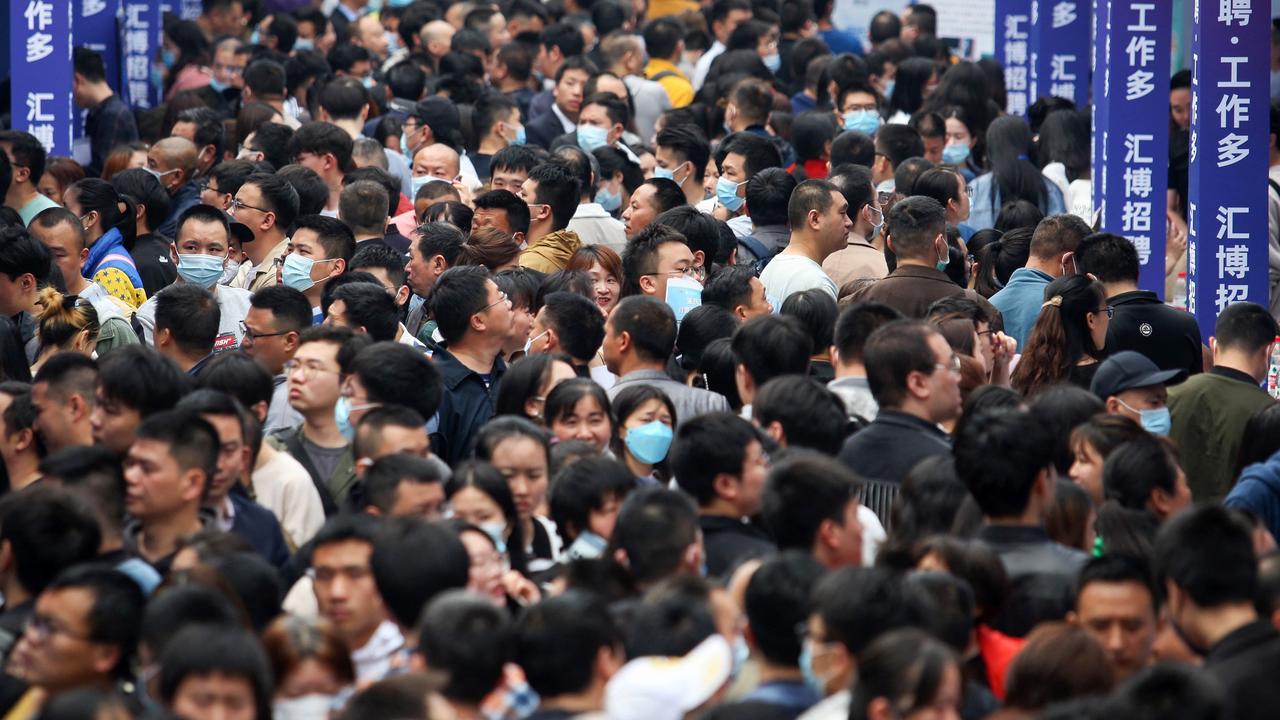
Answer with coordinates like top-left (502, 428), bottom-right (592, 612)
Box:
top-left (371, 517), bottom-right (470, 628)
top-left (611, 487), bottom-right (699, 584)
top-left (609, 295), bottom-right (677, 362)
top-left (491, 145), bottom-right (545, 178)
top-left (176, 107), bottom-right (226, 160)
top-left (415, 222), bottom-right (466, 266)
top-left (516, 591), bottom-right (621, 697)
top-left (719, 132), bottom-right (782, 177)
top-left (473, 189), bottom-right (531, 236)
top-left (0, 227), bottom-right (51, 283)
top-left (331, 283), bottom-right (398, 341)
top-left (1077, 554), bottom-right (1159, 611)
top-left (643, 17), bottom-right (684, 59)
top-left (354, 405), bottom-right (428, 462)
top-left (46, 565), bottom-right (146, 677)
top-left (318, 77), bottom-right (368, 121)
top-left (194, 351), bottom-right (275, 411)
top-left (744, 551), bottom-right (826, 666)
top-left (0, 486), bottom-right (100, 596)
top-left (669, 412), bottom-right (761, 506)
top-left (549, 456), bottom-right (635, 541)
top-left (701, 265), bottom-right (756, 312)
top-left (743, 168), bottom-right (796, 227)
top-left (206, 159), bottom-right (257, 200)
top-left (73, 47), bottom-right (108, 82)
top-left (243, 173), bottom-right (300, 230)
top-left (134, 409), bottom-right (220, 491)
top-left (621, 223), bottom-right (689, 297)
top-left (155, 284), bottom-right (221, 358)
top-left (528, 163), bottom-right (581, 231)
top-left (652, 206), bottom-right (718, 266)
top-left (350, 341), bottom-right (441, 421)
top-left (754, 376), bottom-right (847, 454)
top-left (97, 346), bottom-right (191, 415)
top-left (1103, 434), bottom-right (1181, 510)
top-left (834, 301), bottom-right (903, 364)
top-left (953, 406), bottom-right (1054, 519)
top-left (780, 288), bottom-right (836, 355)
top-left (289, 122), bottom-right (355, 174)
top-left (338, 180), bottom-right (390, 236)
top-left (761, 449), bottom-right (860, 550)
top-left (244, 58), bottom-right (287, 97)
top-left (249, 122), bottom-right (296, 172)
top-left (1215, 301), bottom-right (1280, 353)
top-left (787, 178), bottom-right (841, 229)
top-left (731, 315), bottom-right (812, 388)
top-left (812, 566), bottom-right (934, 655)
top-left (0, 131), bottom-right (47, 184)
top-left (325, 43), bottom-right (372, 74)
top-left (249, 284), bottom-right (312, 332)
top-left (541, 292), bottom-right (605, 363)
top-left (418, 590), bottom-right (512, 704)
top-left (349, 241), bottom-right (408, 289)
top-left (158, 625), bottom-right (273, 720)
top-left (886, 194), bottom-right (946, 258)
top-left (294, 214), bottom-right (357, 262)
top-left (655, 124), bottom-right (710, 182)
top-left (363, 453), bottom-right (443, 514)
top-left (428, 266), bottom-right (493, 344)
top-left (1153, 505), bottom-right (1257, 606)
top-left (38, 446), bottom-right (124, 536)
top-left (175, 203), bottom-right (230, 244)
top-left (875, 124), bottom-right (925, 169)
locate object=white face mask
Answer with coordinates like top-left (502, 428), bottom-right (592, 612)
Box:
top-left (274, 694), bottom-right (338, 720)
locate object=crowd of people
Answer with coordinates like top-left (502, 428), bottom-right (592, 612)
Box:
top-left (0, 0), bottom-right (1277, 718)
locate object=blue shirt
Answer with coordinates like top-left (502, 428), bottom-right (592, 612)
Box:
top-left (989, 267), bottom-right (1055, 349)
top-left (966, 172), bottom-right (1066, 231)
top-left (819, 28), bottom-right (865, 56)
top-left (741, 680), bottom-right (821, 719)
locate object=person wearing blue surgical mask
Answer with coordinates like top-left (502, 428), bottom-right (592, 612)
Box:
top-left (472, 95), bottom-right (524, 182)
top-left (611, 386), bottom-right (677, 485)
top-left (836, 84), bottom-right (882, 137)
top-left (575, 95), bottom-right (625, 154)
top-left (281, 216), bottom-right (354, 324)
top-left (713, 148), bottom-right (752, 217)
top-left (1092, 350), bottom-right (1184, 438)
top-left (132, 205), bottom-right (254, 349)
top-left (210, 39), bottom-right (248, 95)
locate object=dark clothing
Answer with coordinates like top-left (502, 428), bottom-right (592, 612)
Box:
top-left (808, 360), bottom-right (835, 383)
top-left (0, 600), bottom-right (34, 669)
top-left (84, 94), bottom-right (139, 177)
top-left (471, 153), bottom-right (492, 181)
top-left (1104, 289), bottom-right (1203, 377)
top-left (838, 409), bottom-right (951, 485)
top-left (740, 679), bottom-right (820, 719)
top-left (229, 489), bottom-right (291, 570)
top-left (128, 232), bottom-right (177, 299)
top-left (429, 349), bottom-right (506, 466)
top-left (852, 265), bottom-right (969, 318)
top-left (1174, 366), bottom-right (1273, 501)
top-left (526, 108), bottom-right (570, 149)
top-left (525, 710), bottom-right (579, 720)
top-left (381, 232), bottom-right (411, 255)
top-left (528, 90), bottom-right (554, 122)
top-left (156, 182), bottom-right (201, 240)
top-left (1067, 362), bottom-right (1101, 391)
top-left (1226, 448), bottom-right (1280, 564)
top-left (506, 87), bottom-right (538, 122)
top-left (1205, 620), bottom-right (1280, 720)
top-left (700, 515), bottom-right (775, 578)
top-left (978, 524), bottom-right (1088, 637)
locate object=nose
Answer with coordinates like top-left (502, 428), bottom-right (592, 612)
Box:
top-left (574, 425), bottom-right (595, 441)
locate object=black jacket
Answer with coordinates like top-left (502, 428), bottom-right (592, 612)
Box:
top-left (978, 525), bottom-right (1088, 637)
top-left (429, 349), bottom-right (506, 466)
top-left (1206, 620), bottom-right (1280, 720)
top-left (1105, 289), bottom-right (1204, 377)
top-left (526, 108), bottom-right (570, 149)
top-left (701, 515), bottom-right (775, 579)
top-left (838, 409), bottom-right (951, 485)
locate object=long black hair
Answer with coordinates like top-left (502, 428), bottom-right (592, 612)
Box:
top-left (985, 116), bottom-right (1048, 214)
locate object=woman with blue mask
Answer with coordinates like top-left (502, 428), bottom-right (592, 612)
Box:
top-left (160, 20), bottom-right (214, 102)
top-left (446, 460), bottom-right (532, 579)
top-left (941, 107), bottom-right (982, 181)
top-left (610, 385), bottom-right (678, 486)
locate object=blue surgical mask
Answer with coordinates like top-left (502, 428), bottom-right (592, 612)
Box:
top-left (731, 635), bottom-right (750, 679)
top-left (176, 253), bottom-right (226, 288)
top-left (798, 641), bottom-right (831, 697)
top-left (411, 174), bottom-right (448, 198)
top-left (282, 254), bottom-right (330, 292)
top-left (624, 420), bottom-right (673, 465)
top-left (1121, 400), bottom-right (1172, 436)
top-left (209, 77), bottom-right (228, 94)
top-left (595, 186), bottom-right (622, 213)
top-left (335, 396), bottom-right (356, 441)
top-left (577, 124), bottom-right (610, 152)
top-left (843, 109), bottom-right (881, 135)
top-left (361, 75), bottom-right (376, 90)
top-left (250, 29), bottom-right (262, 45)
top-left (936, 256), bottom-right (950, 272)
top-left (566, 531), bottom-right (607, 560)
top-left (293, 38), bottom-right (315, 52)
top-left (942, 143), bottom-right (971, 165)
top-left (883, 79), bottom-right (896, 99)
top-left (762, 53), bottom-right (781, 73)
top-left (511, 124), bottom-right (527, 146)
top-left (716, 176), bottom-right (745, 212)
top-left (653, 166), bottom-right (674, 181)
top-left (479, 522), bottom-right (508, 553)
top-left (161, 49), bottom-right (176, 68)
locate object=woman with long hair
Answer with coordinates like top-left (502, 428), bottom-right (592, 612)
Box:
top-left (966, 116), bottom-right (1066, 230)
top-left (62, 178), bottom-right (147, 308)
top-left (1010, 275), bottom-right (1109, 396)
top-left (1037, 108), bottom-right (1093, 222)
top-left (886, 57), bottom-right (939, 123)
top-left (846, 629), bottom-right (963, 720)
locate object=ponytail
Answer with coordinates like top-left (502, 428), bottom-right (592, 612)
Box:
top-left (36, 287), bottom-right (99, 352)
top-left (66, 178), bottom-right (137, 246)
top-left (1011, 297), bottom-right (1069, 396)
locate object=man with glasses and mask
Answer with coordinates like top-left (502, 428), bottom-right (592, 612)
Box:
top-left (147, 138), bottom-right (201, 239)
top-left (269, 325), bottom-right (370, 513)
top-left (133, 205), bottom-right (252, 351)
top-left (426, 267), bottom-right (514, 465)
top-left (229, 173), bottom-right (299, 292)
top-left (838, 320), bottom-right (960, 486)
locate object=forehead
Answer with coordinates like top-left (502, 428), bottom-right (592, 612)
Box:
top-left (1077, 579), bottom-right (1154, 609)
top-left (201, 413), bottom-right (242, 442)
top-left (313, 538), bottom-right (372, 565)
top-left (657, 240), bottom-right (693, 262)
top-left (178, 218), bottom-right (229, 246)
top-left (632, 184), bottom-right (658, 205)
top-left (295, 339), bottom-right (340, 363)
top-left (291, 228), bottom-right (322, 250)
top-left (236, 182), bottom-right (262, 201)
top-left (722, 152), bottom-right (746, 170)
top-left (130, 437), bottom-right (176, 465)
top-left (843, 91), bottom-right (877, 106)
top-left (170, 122), bottom-right (197, 142)
top-left (560, 69), bottom-right (590, 85)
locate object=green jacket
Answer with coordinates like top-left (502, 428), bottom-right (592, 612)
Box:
top-left (1168, 369), bottom-right (1275, 501)
top-left (267, 425), bottom-right (355, 516)
top-left (95, 316), bottom-right (140, 355)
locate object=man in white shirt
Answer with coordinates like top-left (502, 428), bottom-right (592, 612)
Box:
top-left (692, 0), bottom-right (753, 91)
top-left (760, 179), bottom-right (850, 303)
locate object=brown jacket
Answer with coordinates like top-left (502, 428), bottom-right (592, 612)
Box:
top-left (520, 229), bottom-right (582, 274)
top-left (851, 265), bottom-right (993, 320)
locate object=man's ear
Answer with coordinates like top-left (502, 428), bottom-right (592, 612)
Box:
top-left (180, 469), bottom-right (206, 503)
top-left (638, 274), bottom-right (657, 295)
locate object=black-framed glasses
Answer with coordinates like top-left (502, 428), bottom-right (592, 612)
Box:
top-left (239, 321), bottom-right (289, 341)
top-left (24, 613), bottom-right (93, 643)
top-left (230, 198), bottom-right (269, 214)
top-left (1095, 305), bottom-right (1115, 319)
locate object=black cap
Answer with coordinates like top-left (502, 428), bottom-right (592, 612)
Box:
top-left (225, 212), bottom-right (254, 245)
top-left (1089, 351), bottom-right (1187, 399)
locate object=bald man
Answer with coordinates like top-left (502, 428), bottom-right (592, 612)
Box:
top-left (352, 16), bottom-right (389, 62)
top-left (420, 21), bottom-right (455, 65)
top-left (150, 136), bottom-right (201, 239)
top-left (412, 144), bottom-right (461, 183)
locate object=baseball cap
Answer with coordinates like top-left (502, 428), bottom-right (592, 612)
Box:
top-left (225, 212), bottom-right (254, 245)
top-left (604, 634), bottom-right (733, 720)
top-left (409, 97), bottom-right (462, 148)
top-left (1089, 351), bottom-right (1187, 399)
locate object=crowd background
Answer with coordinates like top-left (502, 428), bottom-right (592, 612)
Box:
top-left (0, 1), bottom-right (1277, 719)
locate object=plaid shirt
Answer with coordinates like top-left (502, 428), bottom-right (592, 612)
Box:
top-left (482, 663), bottom-right (539, 720)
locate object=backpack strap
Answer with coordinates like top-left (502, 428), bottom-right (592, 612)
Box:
top-left (274, 428), bottom-right (340, 516)
top-left (650, 70), bottom-right (677, 82)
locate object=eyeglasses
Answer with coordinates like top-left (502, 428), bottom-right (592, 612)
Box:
top-left (644, 266), bottom-right (696, 278)
top-left (214, 62), bottom-right (245, 76)
top-left (24, 614), bottom-right (93, 644)
top-left (1095, 305), bottom-right (1115, 319)
top-left (230, 198), bottom-right (269, 214)
top-left (284, 359), bottom-right (341, 379)
top-left (479, 290), bottom-right (511, 312)
top-left (239, 321), bottom-right (290, 341)
top-left (965, 184), bottom-right (975, 198)
top-left (933, 353), bottom-right (963, 375)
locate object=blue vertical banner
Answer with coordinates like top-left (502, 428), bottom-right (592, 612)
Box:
top-left (1091, 0), bottom-right (1110, 228)
top-left (995, 0), bottom-right (1033, 116)
top-left (1030, 0), bottom-right (1090, 108)
top-left (10, 0), bottom-right (75, 158)
top-left (119, 1), bottom-right (162, 110)
top-left (1187, 0), bottom-right (1270, 339)
top-left (1092, 1), bottom-right (1172, 297)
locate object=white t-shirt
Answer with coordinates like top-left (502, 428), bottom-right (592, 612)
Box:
top-left (759, 253), bottom-right (839, 303)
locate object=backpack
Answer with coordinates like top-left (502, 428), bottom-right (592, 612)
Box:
top-left (737, 234), bottom-right (776, 275)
